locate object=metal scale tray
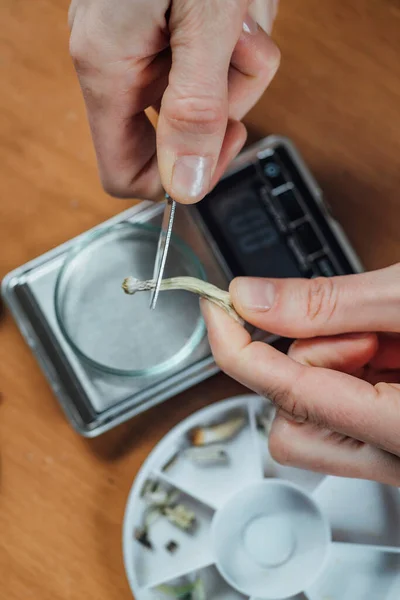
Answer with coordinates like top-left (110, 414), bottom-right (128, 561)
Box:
top-left (2, 135), bottom-right (364, 437)
top-left (1, 201), bottom-right (229, 437)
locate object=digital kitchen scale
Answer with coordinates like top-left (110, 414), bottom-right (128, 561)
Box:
top-left (123, 395), bottom-right (400, 600)
top-left (1, 136), bottom-right (363, 437)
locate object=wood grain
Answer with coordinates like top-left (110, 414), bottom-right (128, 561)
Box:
top-left (1, 1), bottom-right (400, 598)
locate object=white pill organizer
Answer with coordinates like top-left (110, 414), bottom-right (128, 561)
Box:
top-left (123, 396), bottom-right (400, 600)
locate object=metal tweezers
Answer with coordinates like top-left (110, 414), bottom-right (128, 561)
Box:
top-left (150, 193), bottom-right (176, 310)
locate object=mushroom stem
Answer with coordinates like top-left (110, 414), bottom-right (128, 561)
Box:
top-left (122, 276), bottom-right (243, 325)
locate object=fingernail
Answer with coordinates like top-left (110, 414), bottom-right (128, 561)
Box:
top-left (242, 13), bottom-right (259, 35)
top-left (171, 156), bottom-right (212, 201)
top-left (234, 277), bottom-right (275, 311)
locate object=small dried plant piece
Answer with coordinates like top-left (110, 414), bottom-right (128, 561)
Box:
top-left (163, 504), bottom-right (197, 533)
top-left (135, 480), bottom-right (183, 550)
top-left (141, 479), bottom-right (179, 506)
top-left (165, 540), bottom-right (179, 554)
top-left (140, 478), bottom-right (160, 499)
top-left (156, 582), bottom-right (193, 599)
top-left (138, 479), bottom-right (198, 542)
top-left (156, 577), bottom-right (204, 599)
top-left (156, 583), bottom-right (192, 598)
top-left (122, 275), bottom-right (243, 325)
top-left (144, 506), bottom-right (163, 528)
top-left (133, 504), bottom-right (163, 550)
top-left (184, 445), bottom-right (229, 466)
top-left (189, 414), bottom-right (246, 446)
top-left (162, 451), bottom-right (180, 472)
top-left (192, 578), bottom-right (206, 600)
top-left (134, 527), bottom-right (152, 550)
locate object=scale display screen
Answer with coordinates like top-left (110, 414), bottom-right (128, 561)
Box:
top-left (195, 146), bottom-right (356, 280)
top-left (207, 183), bottom-right (301, 278)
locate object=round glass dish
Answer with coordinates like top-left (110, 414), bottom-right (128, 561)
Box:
top-left (54, 221), bottom-right (207, 377)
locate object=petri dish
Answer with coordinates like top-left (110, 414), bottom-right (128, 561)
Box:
top-left (54, 221), bottom-right (207, 377)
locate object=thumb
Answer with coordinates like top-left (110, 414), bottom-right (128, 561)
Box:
top-left (157, 0), bottom-right (246, 203)
top-left (229, 263), bottom-right (400, 338)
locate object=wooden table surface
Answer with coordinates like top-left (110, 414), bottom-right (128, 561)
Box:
top-left (1, 1), bottom-right (400, 598)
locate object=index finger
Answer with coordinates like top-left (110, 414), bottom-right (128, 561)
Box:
top-left (72, 52), bottom-right (169, 199)
top-left (201, 301), bottom-right (400, 457)
top-left (69, 1), bottom-right (171, 199)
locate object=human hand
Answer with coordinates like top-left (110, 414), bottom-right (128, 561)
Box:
top-left (201, 264), bottom-right (400, 487)
top-left (68, 0), bottom-right (280, 202)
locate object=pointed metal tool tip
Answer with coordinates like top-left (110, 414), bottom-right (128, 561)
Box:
top-left (149, 193), bottom-right (176, 310)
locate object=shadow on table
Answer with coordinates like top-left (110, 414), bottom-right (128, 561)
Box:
top-left (83, 373), bottom-right (247, 462)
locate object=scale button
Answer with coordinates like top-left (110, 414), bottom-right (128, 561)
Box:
top-left (287, 236), bottom-right (309, 272)
top-left (265, 162), bottom-right (280, 178)
top-left (259, 156), bottom-right (287, 188)
top-left (315, 257), bottom-right (336, 277)
top-left (294, 221), bottom-right (323, 256)
top-left (275, 188), bottom-right (304, 223)
top-left (259, 187), bottom-right (288, 232)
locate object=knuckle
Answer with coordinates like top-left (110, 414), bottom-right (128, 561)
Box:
top-left (101, 177), bottom-right (133, 199)
top-left (269, 422), bottom-right (295, 466)
top-left (69, 30), bottom-right (92, 71)
top-left (100, 153), bottom-right (160, 200)
top-left (212, 345), bottom-right (230, 372)
top-left (69, 20), bottom-right (102, 74)
top-left (261, 383), bottom-right (291, 412)
top-left (260, 381), bottom-right (297, 417)
top-left (259, 42), bottom-right (281, 77)
top-left (260, 367), bottom-right (310, 423)
top-left (173, 0), bottom-right (239, 32)
top-left (100, 169), bottom-right (135, 199)
top-left (101, 173), bottom-right (159, 200)
top-left (305, 277), bottom-right (338, 326)
top-left (210, 341), bottom-right (238, 378)
top-left (162, 92), bottom-right (226, 135)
